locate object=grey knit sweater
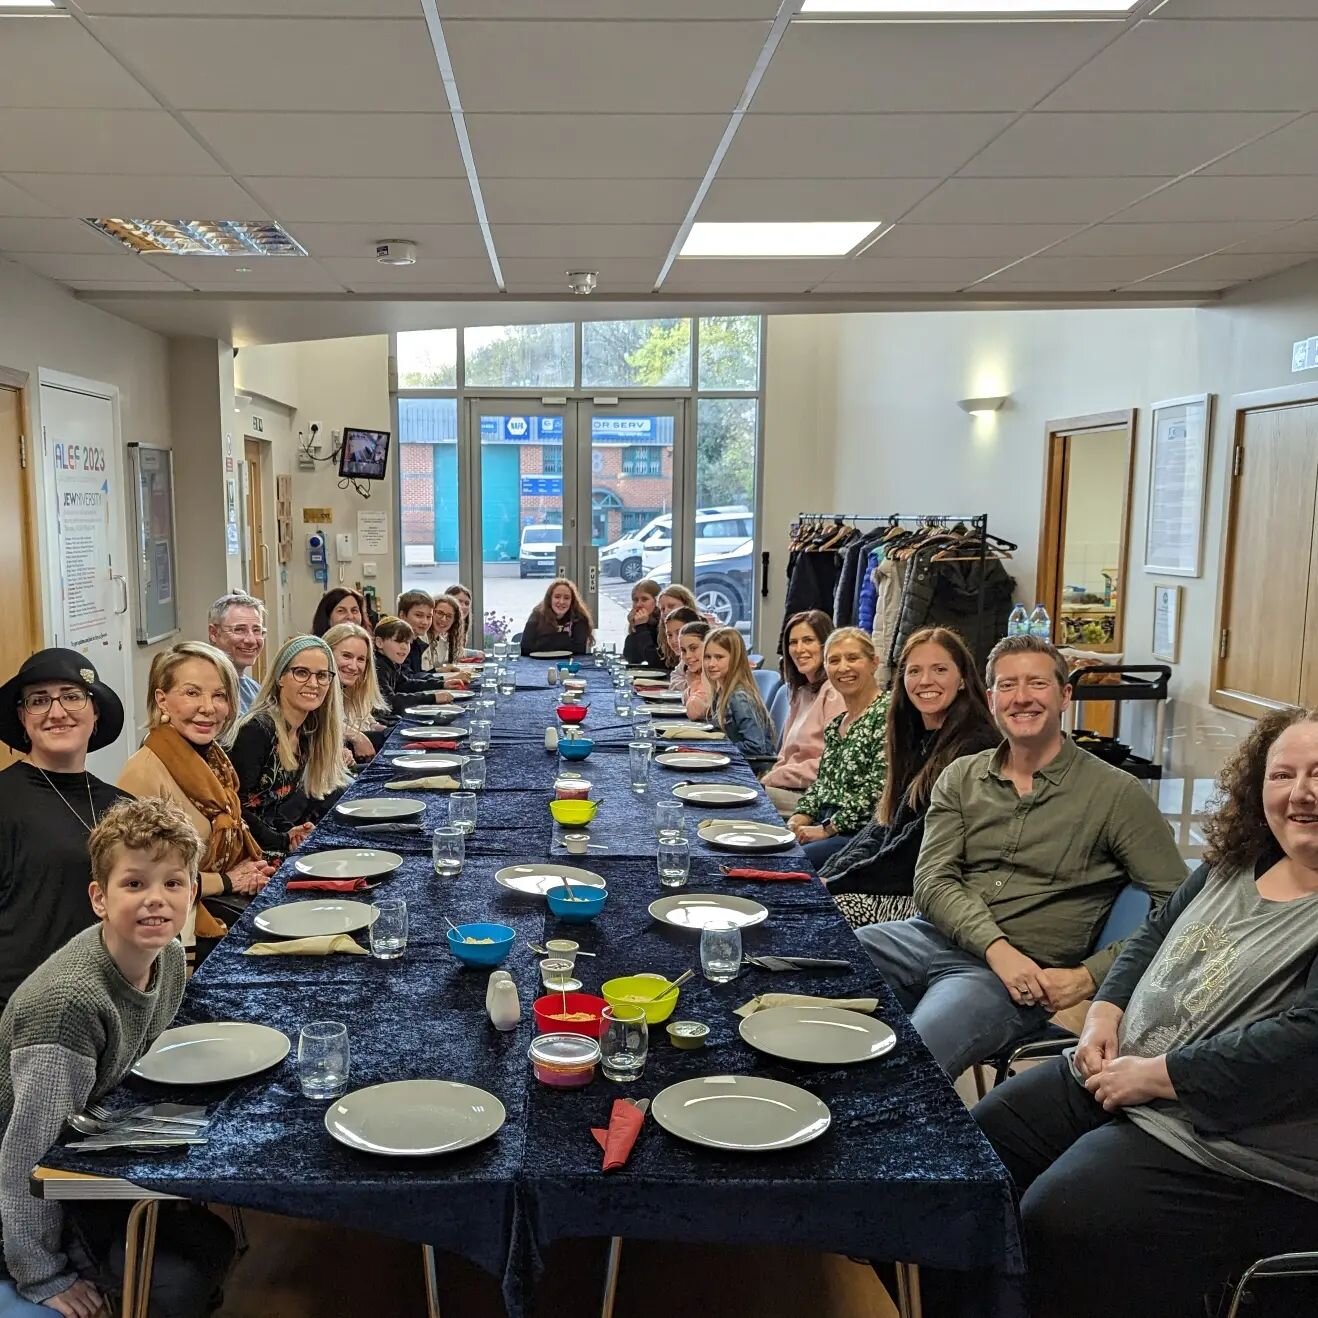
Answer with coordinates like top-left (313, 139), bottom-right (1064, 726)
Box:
top-left (0, 925), bottom-right (184, 1302)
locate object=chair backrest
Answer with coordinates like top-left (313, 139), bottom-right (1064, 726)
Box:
top-left (752, 668), bottom-right (783, 705)
top-left (1097, 885), bottom-right (1152, 948)
top-left (768, 682), bottom-right (792, 745)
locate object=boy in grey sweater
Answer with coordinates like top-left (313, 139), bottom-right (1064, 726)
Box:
top-left (0, 797), bottom-right (231, 1317)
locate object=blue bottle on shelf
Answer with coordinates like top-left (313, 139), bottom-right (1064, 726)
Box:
top-left (1007, 604), bottom-right (1029, 637)
top-left (1028, 604), bottom-right (1052, 640)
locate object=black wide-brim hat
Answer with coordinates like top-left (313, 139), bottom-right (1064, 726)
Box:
top-left (0, 647), bottom-right (126, 753)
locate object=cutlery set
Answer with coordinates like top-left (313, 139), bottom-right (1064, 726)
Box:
top-left (65, 1103), bottom-right (211, 1152)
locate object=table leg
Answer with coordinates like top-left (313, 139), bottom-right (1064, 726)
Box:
top-left (121, 1199), bottom-right (159, 1318)
top-left (894, 1262), bottom-right (922, 1318)
top-left (421, 1244), bottom-right (442, 1318)
top-left (600, 1236), bottom-right (623, 1318)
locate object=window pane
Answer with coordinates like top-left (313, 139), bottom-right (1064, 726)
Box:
top-left (694, 398), bottom-right (758, 639)
top-left (398, 397), bottom-right (459, 592)
top-left (397, 329), bottom-right (457, 388)
top-left (698, 316), bottom-right (760, 391)
top-left (581, 318), bottom-right (692, 388)
top-left (464, 323), bottom-right (573, 389)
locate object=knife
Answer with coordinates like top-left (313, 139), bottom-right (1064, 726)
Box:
top-left (354, 822), bottom-right (425, 834)
top-left (68, 1137), bottom-right (209, 1151)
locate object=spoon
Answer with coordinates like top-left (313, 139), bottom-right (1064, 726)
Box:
top-left (639, 969), bottom-right (694, 1002)
top-left (443, 915), bottom-right (464, 936)
top-left (527, 943), bottom-right (596, 958)
top-left (67, 1112), bottom-right (207, 1138)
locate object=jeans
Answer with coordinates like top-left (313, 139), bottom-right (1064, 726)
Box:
top-left (975, 1059), bottom-right (1318, 1318)
top-left (856, 917), bottom-right (1049, 1076)
top-left (802, 833), bottom-right (851, 869)
top-left (0, 1277), bottom-right (47, 1316)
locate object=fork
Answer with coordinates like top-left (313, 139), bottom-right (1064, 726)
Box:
top-left (87, 1101), bottom-right (209, 1127)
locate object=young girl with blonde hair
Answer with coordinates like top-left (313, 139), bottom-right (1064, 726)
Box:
top-left (702, 626), bottom-right (776, 774)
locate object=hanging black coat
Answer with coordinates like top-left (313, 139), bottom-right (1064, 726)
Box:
top-left (890, 547), bottom-right (1015, 673)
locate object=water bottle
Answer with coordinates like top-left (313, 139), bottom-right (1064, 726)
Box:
top-left (1028, 604), bottom-right (1052, 640)
top-left (1007, 604), bottom-right (1029, 637)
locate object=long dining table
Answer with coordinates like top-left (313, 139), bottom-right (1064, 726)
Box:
top-left (37, 654), bottom-right (1026, 1318)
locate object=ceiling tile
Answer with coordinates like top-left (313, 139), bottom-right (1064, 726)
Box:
top-left (1205, 114), bottom-right (1318, 176)
top-left (1142, 251), bottom-right (1317, 283)
top-left (811, 278), bottom-right (969, 293)
top-left (904, 177), bottom-right (1164, 225)
top-left (828, 255), bottom-right (1007, 285)
top-left (0, 18), bottom-right (155, 109)
top-left (1228, 220), bottom-right (1318, 253)
top-left (0, 217), bottom-right (125, 254)
top-left (1115, 278), bottom-right (1232, 292)
top-left (501, 257), bottom-right (662, 292)
top-left (11, 252), bottom-right (179, 283)
top-left (482, 178), bottom-right (698, 224)
top-left (1049, 221), bottom-right (1276, 256)
top-left (184, 113), bottom-right (463, 178)
top-left (243, 177), bottom-right (476, 224)
top-left (972, 274), bottom-right (1152, 292)
top-left (490, 224), bottom-right (677, 259)
top-left (976, 254), bottom-right (1184, 286)
top-left (340, 283), bottom-right (497, 295)
top-left (0, 109), bottom-right (220, 176)
top-left (698, 177), bottom-right (940, 223)
top-left (0, 176), bottom-right (59, 218)
top-left (322, 257), bottom-right (496, 292)
top-left (467, 115), bottom-right (727, 180)
top-left (1114, 175), bottom-right (1318, 222)
top-left (1041, 21), bottom-right (1318, 113)
top-left (662, 258), bottom-right (840, 292)
top-left (752, 21), bottom-right (1112, 113)
top-left (82, 1), bottom-right (421, 11)
top-left (139, 253), bottom-right (347, 290)
top-left (288, 223), bottom-right (489, 260)
top-left (5, 173), bottom-right (262, 217)
top-left (720, 113), bottom-right (1013, 179)
top-left (865, 224), bottom-right (1080, 259)
top-left (64, 278), bottom-right (195, 290)
top-left (438, 2), bottom-right (779, 15)
top-left (444, 21), bottom-right (768, 113)
top-left (86, 17), bottom-right (446, 111)
top-left (962, 112), bottom-right (1291, 178)
top-left (1154, 2), bottom-right (1318, 15)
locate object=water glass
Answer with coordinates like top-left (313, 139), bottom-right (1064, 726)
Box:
top-left (368, 898), bottom-right (407, 960)
top-left (657, 836), bottom-right (690, 888)
top-left (460, 753), bottom-right (487, 791)
top-left (655, 800), bottom-right (685, 841)
top-left (449, 791), bottom-right (478, 835)
top-left (628, 740), bottom-right (652, 794)
top-left (700, 921), bottom-right (742, 984)
top-left (478, 697), bottom-right (497, 723)
top-left (297, 1021), bottom-right (350, 1100)
top-left (600, 1005), bottom-right (648, 1083)
top-left (432, 825), bottom-right (464, 877)
top-left (497, 665), bottom-right (515, 697)
top-left (613, 692), bottom-right (632, 718)
top-left (540, 957), bottom-right (575, 990)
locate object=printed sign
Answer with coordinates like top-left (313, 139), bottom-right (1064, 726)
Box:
top-left (50, 436), bottom-right (112, 649)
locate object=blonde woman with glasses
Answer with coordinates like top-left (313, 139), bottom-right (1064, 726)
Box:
top-left (230, 635), bottom-right (349, 855)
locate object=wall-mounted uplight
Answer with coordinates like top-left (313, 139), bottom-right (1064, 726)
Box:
top-left (958, 395), bottom-right (1008, 417)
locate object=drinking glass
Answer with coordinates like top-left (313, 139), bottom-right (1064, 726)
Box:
top-left (497, 665), bottom-right (515, 697)
top-left (628, 740), bottom-right (652, 794)
top-left (700, 921), bottom-right (742, 984)
top-left (297, 1021), bottom-right (350, 1100)
top-left (657, 836), bottom-right (690, 888)
top-left (655, 800), bottom-right (685, 841)
top-left (478, 697), bottom-right (497, 723)
top-left (600, 1005), bottom-right (648, 1083)
top-left (540, 957), bottom-right (575, 990)
top-left (432, 825), bottom-right (464, 877)
top-left (493, 639), bottom-right (508, 661)
top-left (368, 898), bottom-right (407, 960)
top-left (460, 753), bottom-right (487, 791)
top-left (449, 791), bottom-right (478, 835)
top-left (632, 706), bottom-right (655, 735)
top-left (613, 691), bottom-right (632, 718)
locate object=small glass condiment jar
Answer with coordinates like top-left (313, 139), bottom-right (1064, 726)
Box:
top-left (666, 1020), bottom-right (709, 1051)
top-left (529, 1032), bottom-right (601, 1089)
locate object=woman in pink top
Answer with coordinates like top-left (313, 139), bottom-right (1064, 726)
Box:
top-left (762, 610), bottom-right (845, 816)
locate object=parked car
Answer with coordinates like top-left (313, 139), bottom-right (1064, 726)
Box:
top-left (600, 506), bottom-right (752, 582)
top-left (650, 539), bottom-right (754, 631)
top-left (519, 524), bottom-right (561, 578)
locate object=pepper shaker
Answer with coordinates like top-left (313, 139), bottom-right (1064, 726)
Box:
top-left (488, 974), bottom-right (521, 1032)
top-left (545, 725), bottom-right (560, 753)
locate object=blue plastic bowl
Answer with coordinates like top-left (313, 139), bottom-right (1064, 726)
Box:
top-left (557, 737), bottom-right (594, 761)
top-left (546, 884), bottom-right (607, 924)
top-left (564, 660), bottom-right (581, 673)
top-left (446, 922), bottom-right (516, 967)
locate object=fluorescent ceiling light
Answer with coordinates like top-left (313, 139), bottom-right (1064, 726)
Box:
top-left (0, 1), bottom-right (64, 9)
top-left (798, 1), bottom-right (1137, 14)
top-left (680, 221), bottom-right (879, 259)
top-left (84, 219), bottom-right (306, 257)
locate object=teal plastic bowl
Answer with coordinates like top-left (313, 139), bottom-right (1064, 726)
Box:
top-left (558, 737), bottom-right (594, 761)
top-left (446, 922), bottom-right (516, 967)
top-left (546, 884), bottom-right (607, 924)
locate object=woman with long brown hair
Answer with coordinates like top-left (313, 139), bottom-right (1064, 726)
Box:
top-left (519, 577), bottom-right (594, 656)
top-left (822, 626), bottom-right (998, 928)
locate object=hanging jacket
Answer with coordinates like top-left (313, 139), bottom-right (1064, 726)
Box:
top-left (856, 549), bottom-right (881, 635)
top-left (783, 549), bottom-right (844, 624)
top-left (890, 547), bottom-right (1015, 674)
top-left (833, 539), bottom-right (867, 627)
top-left (872, 556), bottom-right (904, 685)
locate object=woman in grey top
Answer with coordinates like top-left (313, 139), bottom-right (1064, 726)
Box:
top-left (974, 705), bottom-right (1318, 1318)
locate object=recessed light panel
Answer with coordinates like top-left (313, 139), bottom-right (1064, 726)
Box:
top-left (680, 221), bottom-right (880, 259)
top-left (0, 2), bottom-right (64, 10)
top-left (798, 1), bottom-right (1137, 14)
top-left (84, 219), bottom-right (307, 257)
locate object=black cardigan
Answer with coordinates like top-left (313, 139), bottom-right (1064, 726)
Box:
top-left (519, 610), bottom-right (591, 656)
top-left (623, 619), bottom-right (662, 668)
top-left (374, 650), bottom-right (441, 715)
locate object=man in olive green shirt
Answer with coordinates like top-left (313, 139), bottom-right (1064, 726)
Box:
top-left (857, 636), bottom-right (1185, 1078)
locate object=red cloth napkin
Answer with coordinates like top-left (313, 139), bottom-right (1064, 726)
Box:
top-left (722, 868), bottom-right (812, 882)
top-left (286, 878), bottom-right (370, 893)
top-left (590, 1099), bottom-right (645, 1172)
top-left (402, 740), bottom-right (460, 751)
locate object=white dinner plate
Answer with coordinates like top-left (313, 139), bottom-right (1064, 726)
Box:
top-left (655, 751), bottom-right (732, 771)
top-left (294, 848), bottom-right (405, 879)
top-left (672, 782), bottom-right (759, 807)
top-left (444, 690), bottom-right (476, 700)
top-left (254, 900), bottom-right (379, 938)
top-left (697, 820), bottom-right (796, 853)
top-left (651, 1076), bottom-right (831, 1152)
top-left (132, 1022), bottom-right (291, 1085)
top-left (325, 1080), bottom-right (507, 1158)
top-left (648, 893), bottom-right (768, 930)
top-left (653, 722), bottom-right (716, 735)
top-left (403, 705), bottom-right (463, 721)
top-left (739, 1006), bottom-right (898, 1066)
top-left (494, 863), bottom-right (607, 897)
top-left (400, 725), bottom-right (469, 741)
top-left (390, 753), bottom-right (467, 772)
top-left (627, 668), bottom-right (668, 679)
top-left (530, 650), bottom-right (574, 659)
top-left (335, 798), bottom-right (425, 823)
top-left (636, 688), bottom-right (683, 703)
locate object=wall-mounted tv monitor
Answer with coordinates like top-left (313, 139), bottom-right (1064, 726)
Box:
top-left (339, 427), bottom-right (391, 481)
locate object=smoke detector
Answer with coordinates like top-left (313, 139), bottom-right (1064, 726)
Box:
top-left (375, 239), bottom-right (418, 266)
top-left (566, 270), bottom-right (598, 295)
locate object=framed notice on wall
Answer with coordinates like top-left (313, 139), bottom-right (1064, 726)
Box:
top-left (127, 443), bottom-right (179, 644)
top-left (1152, 584), bottom-right (1182, 664)
top-left (1144, 394), bottom-right (1213, 577)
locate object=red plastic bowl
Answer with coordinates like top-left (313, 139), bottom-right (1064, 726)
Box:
top-left (556, 704), bottom-right (588, 724)
top-left (533, 991), bottom-right (608, 1038)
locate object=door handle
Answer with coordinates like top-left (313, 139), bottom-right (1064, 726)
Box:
top-left (259, 543), bottom-right (270, 583)
top-left (111, 574), bottom-right (130, 615)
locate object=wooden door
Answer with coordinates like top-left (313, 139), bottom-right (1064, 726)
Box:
top-left (1216, 401), bottom-right (1318, 717)
top-left (0, 385), bottom-right (41, 769)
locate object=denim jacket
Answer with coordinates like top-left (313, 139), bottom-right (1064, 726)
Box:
top-left (719, 688), bottom-right (777, 771)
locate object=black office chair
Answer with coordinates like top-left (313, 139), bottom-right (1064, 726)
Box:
top-left (1218, 1251), bottom-right (1318, 1317)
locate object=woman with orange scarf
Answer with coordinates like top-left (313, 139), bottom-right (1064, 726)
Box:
top-left (118, 642), bottom-right (275, 953)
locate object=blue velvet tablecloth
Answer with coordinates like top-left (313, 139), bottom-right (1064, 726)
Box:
top-left (42, 656), bottom-right (1025, 1317)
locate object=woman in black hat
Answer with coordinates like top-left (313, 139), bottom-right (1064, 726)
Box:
top-left (0, 649), bottom-right (129, 1011)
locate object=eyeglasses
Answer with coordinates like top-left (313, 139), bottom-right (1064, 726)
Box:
top-left (219, 624), bottom-right (267, 640)
top-left (285, 666), bottom-right (336, 686)
top-left (20, 690), bottom-right (91, 714)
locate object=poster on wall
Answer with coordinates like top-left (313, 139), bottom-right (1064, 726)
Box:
top-left (1144, 394), bottom-right (1213, 578)
top-left (51, 432), bottom-right (113, 650)
top-left (128, 443), bottom-right (180, 644)
top-left (357, 510), bottom-right (388, 555)
top-left (1152, 584), bottom-right (1182, 664)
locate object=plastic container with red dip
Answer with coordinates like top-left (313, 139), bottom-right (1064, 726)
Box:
top-left (528, 1033), bottom-right (600, 1089)
top-left (553, 775), bottom-right (592, 801)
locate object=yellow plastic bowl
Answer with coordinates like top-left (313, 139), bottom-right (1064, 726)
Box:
top-left (549, 799), bottom-right (598, 827)
top-left (602, 974), bottom-right (681, 1025)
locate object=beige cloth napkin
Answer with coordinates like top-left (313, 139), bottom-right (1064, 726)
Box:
top-left (385, 775), bottom-right (460, 791)
top-left (735, 993), bottom-right (879, 1019)
top-left (245, 934), bottom-right (369, 957)
top-left (658, 726), bottom-right (728, 741)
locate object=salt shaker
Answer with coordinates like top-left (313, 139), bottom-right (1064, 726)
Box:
top-left (485, 969), bottom-right (510, 1015)
top-left (544, 725), bottom-right (559, 753)
top-left (547, 666), bottom-right (559, 686)
top-left (488, 974), bottom-right (521, 1032)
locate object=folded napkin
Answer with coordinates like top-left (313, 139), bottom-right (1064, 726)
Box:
top-left (734, 993), bottom-right (878, 1019)
top-left (590, 1099), bottom-right (646, 1172)
top-left (658, 727), bottom-right (728, 741)
top-left (244, 935), bottom-right (368, 957)
top-left (721, 867), bottom-right (811, 882)
top-left (286, 878), bottom-right (370, 893)
top-left (400, 739), bottom-right (460, 751)
top-left (385, 775), bottom-right (460, 791)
